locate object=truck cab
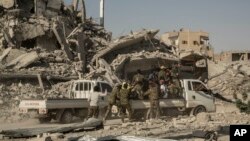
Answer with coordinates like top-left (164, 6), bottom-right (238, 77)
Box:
top-left (19, 79), bottom-right (113, 123)
top-left (182, 79), bottom-right (216, 115)
top-left (69, 80), bottom-right (113, 99)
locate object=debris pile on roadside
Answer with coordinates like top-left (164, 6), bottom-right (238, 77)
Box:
top-left (208, 61), bottom-right (250, 101)
top-left (1, 109), bottom-right (248, 140)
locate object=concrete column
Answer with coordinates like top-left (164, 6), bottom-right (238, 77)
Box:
top-left (100, 0), bottom-right (104, 27)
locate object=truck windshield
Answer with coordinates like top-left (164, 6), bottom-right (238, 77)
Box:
top-left (192, 82), bottom-right (208, 92)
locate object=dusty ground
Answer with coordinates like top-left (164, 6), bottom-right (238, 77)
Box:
top-left (0, 100), bottom-right (249, 141)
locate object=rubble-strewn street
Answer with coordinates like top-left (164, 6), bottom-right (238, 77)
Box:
top-left (1, 0), bottom-right (250, 141)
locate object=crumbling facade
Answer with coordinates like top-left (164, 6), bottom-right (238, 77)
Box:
top-left (161, 28), bottom-right (214, 59)
top-left (215, 50), bottom-right (250, 62)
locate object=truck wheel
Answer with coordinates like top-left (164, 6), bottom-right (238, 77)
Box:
top-left (193, 106), bottom-right (206, 116)
top-left (39, 117), bottom-right (51, 123)
top-left (60, 110), bottom-right (73, 124)
top-left (133, 109), bottom-right (147, 121)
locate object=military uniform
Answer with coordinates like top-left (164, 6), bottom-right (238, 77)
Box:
top-left (171, 66), bottom-right (181, 87)
top-left (168, 84), bottom-right (181, 98)
top-left (158, 69), bottom-right (166, 81)
top-left (144, 83), bottom-right (160, 119)
top-left (103, 85), bottom-right (121, 121)
top-left (132, 73), bottom-right (144, 99)
top-left (119, 88), bottom-right (132, 122)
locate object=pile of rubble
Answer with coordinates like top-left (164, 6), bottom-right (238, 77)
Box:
top-left (61, 109), bottom-right (249, 140)
top-left (208, 61), bottom-right (250, 101)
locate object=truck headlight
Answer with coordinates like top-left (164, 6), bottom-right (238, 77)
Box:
top-left (19, 108), bottom-right (28, 113)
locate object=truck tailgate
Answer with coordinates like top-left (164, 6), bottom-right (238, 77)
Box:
top-left (131, 99), bottom-right (186, 109)
top-left (19, 100), bottom-right (46, 109)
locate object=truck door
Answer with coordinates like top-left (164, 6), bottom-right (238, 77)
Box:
top-left (186, 81), bottom-right (215, 112)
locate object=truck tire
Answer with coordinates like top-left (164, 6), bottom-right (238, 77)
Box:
top-left (60, 110), bottom-right (73, 124)
top-left (39, 117), bottom-right (51, 123)
top-left (192, 106), bottom-right (206, 116)
top-left (133, 109), bottom-right (147, 121)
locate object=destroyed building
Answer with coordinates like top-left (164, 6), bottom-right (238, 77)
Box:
top-left (161, 28), bottom-right (212, 80)
top-left (214, 50), bottom-right (250, 62)
top-left (161, 28), bottom-right (214, 59)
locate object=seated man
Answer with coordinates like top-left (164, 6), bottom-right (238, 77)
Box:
top-left (168, 81), bottom-right (181, 98)
top-left (159, 79), bottom-right (168, 98)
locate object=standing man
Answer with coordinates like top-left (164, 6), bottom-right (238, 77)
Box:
top-left (144, 81), bottom-right (160, 119)
top-left (171, 63), bottom-right (181, 87)
top-left (87, 85), bottom-right (101, 119)
top-left (103, 83), bottom-right (121, 122)
top-left (119, 82), bottom-right (132, 123)
top-left (158, 66), bottom-right (167, 82)
top-left (132, 69), bottom-right (144, 99)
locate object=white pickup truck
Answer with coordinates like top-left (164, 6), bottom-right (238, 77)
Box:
top-left (115, 79), bottom-right (216, 119)
top-left (19, 80), bottom-right (113, 123)
top-left (19, 79), bottom-right (215, 123)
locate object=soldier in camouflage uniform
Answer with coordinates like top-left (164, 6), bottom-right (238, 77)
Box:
top-left (103, 83), bottom-right (121, 122)
top-left (119, 82), bottom-right (132, 123)
top-left (171, 63), bottom-right (181, 87)
top-left (168, 81), bottom-right (181, 98)
top-left (158, 66), bottom-right (167, 81)
top-left (132, 69), bottom-right (144, 99)
top-left (144, 81), bottom-right (160, 119)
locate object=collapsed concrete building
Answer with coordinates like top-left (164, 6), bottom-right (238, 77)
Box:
top-left (214, 50), bottom-right (250, 62)
top-left (161, 28), bottom-right (212, 80)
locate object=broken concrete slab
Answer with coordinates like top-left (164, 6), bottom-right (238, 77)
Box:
top-left (91, 29), bottom-right (159, 64)
top-left (0, 0), bottom-right (14, 9)
top-left (16, 23), bottom-right (45, 41)
top-left (52, 22), bottom-right (74, 60)
top-left (0, 47), bottom-right (12, 62)
top-left (6, 51), bottom-right (39, 69)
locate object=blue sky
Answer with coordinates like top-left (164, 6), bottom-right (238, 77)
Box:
top-left (65, 0), bottom-right (250, 53)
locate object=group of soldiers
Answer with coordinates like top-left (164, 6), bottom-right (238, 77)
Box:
top-left (101, 63), bottom-right (182, 123)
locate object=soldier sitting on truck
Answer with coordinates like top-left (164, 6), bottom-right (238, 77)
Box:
top-left (103, 83), bottom-right (122, 122)
top-left (168, 80), bottom-right (181, 99)
top-left (87, 85), bottom-right (101, 119)
top-left (158, 66), bottom-right (167, 82)
top-left (132, 69), bottom-right (145, 99)
top-left (160, 79), bottom-right (168, 98)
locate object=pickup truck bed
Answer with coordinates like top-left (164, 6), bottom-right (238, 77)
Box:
top-left (19, 98), bottom-right (107, 110)
top-left (130, 98), bottom-right (186, 109)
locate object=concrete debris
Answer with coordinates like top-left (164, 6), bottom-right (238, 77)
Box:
top-left (0, 118), bottom-right (103, 138)
top-left (208, 61), bottom-right (250, 102)
top-left (60, 110), bottom-right (249, 140)
top-left (91, 29), bottom-right (159, 64)
top-left (7, 51), bottom-right (40, 69)
top-left (73, 135), bottom-right (177, 141)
